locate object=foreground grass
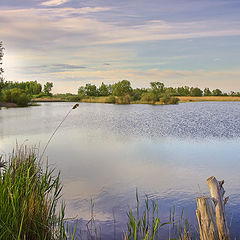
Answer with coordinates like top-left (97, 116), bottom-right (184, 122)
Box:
top-left (125, 192), bottom-right (191, 240)
top-left (0, 147), bottom-right (76, 240)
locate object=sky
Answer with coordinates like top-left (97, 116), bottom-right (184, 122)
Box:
top-left (1, 0), bottom-right (240, 93)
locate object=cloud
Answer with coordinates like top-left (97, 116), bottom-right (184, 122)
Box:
top-left (41, 0), bottom-right (69, 7)
top-left (1, 5), bottom-right (240, 93)
top-left (1, 7), bottom-right (240, 51)
top-left (28, 64), bottom-right (87, 73)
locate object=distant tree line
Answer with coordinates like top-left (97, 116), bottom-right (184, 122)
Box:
top-left (77, 80), bottom-right (240, 104)
top-left (0, 80), bottom-right (53, 106)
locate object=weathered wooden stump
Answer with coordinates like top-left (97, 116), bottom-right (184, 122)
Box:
top-left (196, 176), bottom-right (230, 240)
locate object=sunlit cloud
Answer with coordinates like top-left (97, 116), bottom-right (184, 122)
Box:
top-left (41, 0), bottom-right (69, 7)
top-left (1, 8), bottom-right (240, 49)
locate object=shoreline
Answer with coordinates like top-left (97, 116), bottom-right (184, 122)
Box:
top-left (0, 102), bottom-right (40, 108)
top-left (0, 102), bottom-right (18, 108)
top-left (31, 96), bottom-right (240, 104)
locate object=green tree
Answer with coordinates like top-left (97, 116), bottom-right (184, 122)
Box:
top-left (165, 87), bottom-right (177, 96)
top-left (212, 89), bottom-right (222, 96)
top-left (141, 92), bottom-right (158, 104)
top-left (176, 86), bottom-right (190, 96)
top-left (98, 82), bottom-right (110, 96)
top-left (85, 83), bottom-right (98, 96)
top-left (25, 81), bottom-right (42, 95)
top-left (78, 86), bottom-right (86, 99)
top-left (44, 82), bottom-right (53, 96)
top-left (150, 82), bottom-right (165, 96)
top-left (204, 88), bottom-right (212, 96)
top-left (190, 87), bottom-right (203, 96)
top-left (112, 80), bottom-right (132, 96)
top-left (132, 88), bottom-right (147, 101)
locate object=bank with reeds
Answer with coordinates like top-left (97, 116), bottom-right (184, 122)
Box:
top-left (0, 147), bottom-right (77, 240)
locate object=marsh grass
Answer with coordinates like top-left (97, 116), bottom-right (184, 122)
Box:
top-left (0, 146), bottom-right (76, 240)
top-left (178, 96), bottom-right (240, 103)
top-left (126, 191), bottom-right (191, 240)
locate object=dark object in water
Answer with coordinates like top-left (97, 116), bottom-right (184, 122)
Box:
top-left (72, 103), bottom-right (79, 109)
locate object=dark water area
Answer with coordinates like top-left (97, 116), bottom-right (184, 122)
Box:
top-left (1, 102), bottom-right (240, 239)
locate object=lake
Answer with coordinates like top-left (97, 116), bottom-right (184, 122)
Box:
top-left (1, 102), bottom-right (240, 238)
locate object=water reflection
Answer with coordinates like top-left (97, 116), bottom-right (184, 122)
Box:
top-left (1, 102), bottom-right (240, 237)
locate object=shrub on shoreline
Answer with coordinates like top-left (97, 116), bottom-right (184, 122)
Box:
top-left (1, 88), bottom-right (31, 106)
top-left (161, 94), bottom-right (179, 105)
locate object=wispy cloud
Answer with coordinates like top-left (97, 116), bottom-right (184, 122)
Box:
top-left (41, 0), bottom-right (69, 7)
top-left (27, 64), bottom-right (87, 73)
top-left (1, 7), bottom-right (240, 50)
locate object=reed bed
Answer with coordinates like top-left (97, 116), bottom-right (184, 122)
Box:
top-left (125, 191), bottom-right (191, 240)
top-left (178, 96), bottom-right (240, 102)
top-left (0, 146), bottom-right (76, 240)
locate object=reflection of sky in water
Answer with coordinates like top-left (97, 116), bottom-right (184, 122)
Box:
top-left (1, 102), bottom-right (240, 237)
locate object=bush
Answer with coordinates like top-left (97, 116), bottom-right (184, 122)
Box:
top-left (65, 95), bottom-right (81, 102)
top-left (33, 92), bottom-right (50, 98)
top-left (2, 88), bottom-right (31, 106)
top-left (168, 97), bottom-right (179, 104)
top-left (161, 94), bottom-right (179, 105)
top-left (162, 94), bottom-right (171, 104)
top-left (115, 94), bottom-right (131, 104)
top-left (104, 95), bottom-right (116, 104)
top-left (141, 92), bottom-right (158, 104)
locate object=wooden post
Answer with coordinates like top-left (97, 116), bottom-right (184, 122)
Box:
top-left (196, 196), bottom-right (219, 240)
top-left (207, 176), bottom-right (230, 240)
top-left (196, 176), bottom-right (230, 240)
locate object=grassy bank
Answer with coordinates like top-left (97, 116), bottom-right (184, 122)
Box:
top-left (32, 98), bottom-right (67, 102)
top-left (0, 102), bottom-right (40, 108)
top-left (32, 95), bottom-right (240, 105)
top-left (178, 96), bottom-right (240, 103)
top-left (0, 102), bottom-right (18, 107)
top-left (0, 147), bottom-right (76, 240)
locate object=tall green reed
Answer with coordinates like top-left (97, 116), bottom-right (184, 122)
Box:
top-left (126, 190), bottom-right (191, 240)
top-left (0, 146), bottom-right (76, 240)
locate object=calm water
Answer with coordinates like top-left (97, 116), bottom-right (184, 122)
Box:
top-left (1, 102), bottom-right (240, 238)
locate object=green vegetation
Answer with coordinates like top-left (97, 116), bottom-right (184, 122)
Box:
top-left (126, 192), bottom-right (190, 240)
top-left (0, 147), bottom-right (76, 240)
top-left (43, 82), bottom-right (53, 96)
top-left (104, 95), bottom-right (116, 103)
top-left (76, 80), bottom-right (180, 105)
top-left (112, 80), bottom-right (133, 96)
top-left (1, 88), bottom-right (31, 106)
top-left (74, 79), bottom-right (240, 105)
top-left (0, 80), bottom-right (53, 107)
